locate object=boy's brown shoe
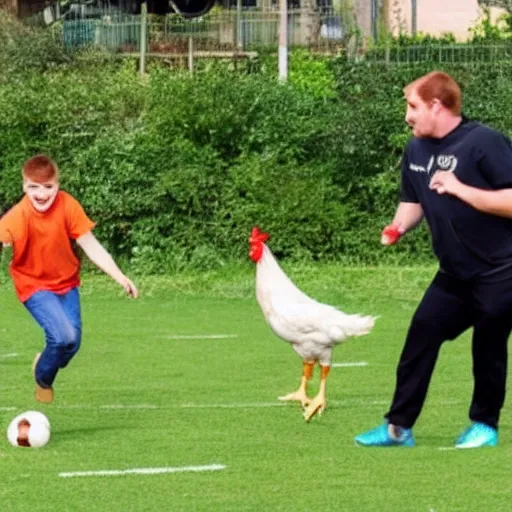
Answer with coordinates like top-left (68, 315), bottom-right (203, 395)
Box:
top-left (35, 384), bottom-right (54, 403)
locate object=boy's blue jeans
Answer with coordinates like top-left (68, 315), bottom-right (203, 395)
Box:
top-left (24, 287), bottom-right (82, 388)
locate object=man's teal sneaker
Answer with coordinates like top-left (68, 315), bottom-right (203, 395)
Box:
top-left (455, 422), bottom-right (498, 449)
top-left (355, 422), bottom-right (416, 447)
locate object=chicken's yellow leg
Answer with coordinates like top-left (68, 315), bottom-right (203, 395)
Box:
top-left (278, 361), bottom-right (314, 408)
top-left (303, 364), bottom-right (330, 422)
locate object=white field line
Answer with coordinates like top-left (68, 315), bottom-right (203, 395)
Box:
top-left (59, 464), bottom-right (226, 478)
top-left (332, 362), bottom-right (368, 368)
top-left (178, 400), bottom-right (391, 408)
top-left (0, 401), bottom-right (386, 412)
top-left (0, 399), bottom-right (472, 412)
top-left (164, 334), bottom-right (239, 340)
top-left (181, 402), bottom-right (294, 409)
top-left (0, 353), bottom-right (18, 359)
top-left (98, 404), bottom-right (159, 409)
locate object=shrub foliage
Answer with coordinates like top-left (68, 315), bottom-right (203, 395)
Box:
top-left (1, 14), bottom-right (512, 271)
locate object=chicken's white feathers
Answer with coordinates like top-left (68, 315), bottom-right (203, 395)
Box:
top-left (255, 245), bottom-right (375, 361)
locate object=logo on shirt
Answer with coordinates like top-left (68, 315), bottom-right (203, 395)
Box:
top-left (409, 155), bottom-right (435, 174)
top-left (436, 155), bottom-right (458, 172)
top-left (409, 155), bottom-right (457, 174)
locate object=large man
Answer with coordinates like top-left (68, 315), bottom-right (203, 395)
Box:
top-left (355, 71), bottom-right (512, 449)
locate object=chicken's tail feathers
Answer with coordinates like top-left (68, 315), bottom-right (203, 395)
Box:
top-left (343, 314), bottom-right (378, 337)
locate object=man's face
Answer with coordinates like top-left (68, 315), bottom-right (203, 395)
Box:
top-left (405, 89), bottom-right (438, 138)
top-left (23, 177), bottom-right (59, 213)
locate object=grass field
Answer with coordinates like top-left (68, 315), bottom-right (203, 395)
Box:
top-left (1, 264), bottom-right (511, 511)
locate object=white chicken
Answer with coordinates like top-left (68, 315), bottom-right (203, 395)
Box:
top-left (249, 227), bottom-right (376, 422)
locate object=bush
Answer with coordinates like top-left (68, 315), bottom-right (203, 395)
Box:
top-left (0, 12), bottom-right (74, 78)
top-left (2, 14), bottom-right (512, 271)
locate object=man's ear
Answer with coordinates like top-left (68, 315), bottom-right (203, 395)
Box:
top-left (430, 98), bottom-right (443, 114)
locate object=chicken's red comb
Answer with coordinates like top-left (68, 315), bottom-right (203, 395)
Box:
top-left (249, 226), bottom-right (269, 244)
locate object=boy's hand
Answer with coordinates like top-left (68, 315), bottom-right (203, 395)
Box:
top-left (381, 224), bottom-right (405, 246)
top-left (121, 276), bottom-right (139, 298)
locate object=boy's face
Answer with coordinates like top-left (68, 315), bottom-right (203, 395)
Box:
top-left (23, 177), bottom-right (60, 213)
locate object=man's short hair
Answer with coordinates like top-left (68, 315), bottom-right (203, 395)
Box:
top-left (404, 71), bottom-right (462, 115)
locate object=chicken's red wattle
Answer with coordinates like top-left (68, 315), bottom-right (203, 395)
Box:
top-left (249, 227), bottom-right (269, 263)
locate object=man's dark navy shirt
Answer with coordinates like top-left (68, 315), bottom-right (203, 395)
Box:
top-left (401, 119), bottom-right (512, 279)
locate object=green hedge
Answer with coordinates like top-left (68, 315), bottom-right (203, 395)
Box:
top-left (1, 17), bottom-right (512, 271)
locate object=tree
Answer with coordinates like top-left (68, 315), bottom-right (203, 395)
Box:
top-left (478, 0), bottom-right (512, 12)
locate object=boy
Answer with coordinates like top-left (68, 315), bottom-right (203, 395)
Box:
top-left (0, 155), bottom-right (138, 403)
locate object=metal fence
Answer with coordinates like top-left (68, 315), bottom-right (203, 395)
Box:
top-left (17, 0), bottom-right (511, 68)
top-left (364, 42), bottom-right (512, 65)
top-left (57, 7), bottom-right (349, 54)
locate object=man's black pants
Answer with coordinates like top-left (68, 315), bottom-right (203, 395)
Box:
top-left (386, 269), bottom-right (512, 430)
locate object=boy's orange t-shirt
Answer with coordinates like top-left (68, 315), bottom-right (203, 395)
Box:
top-left (0, 191), bottom-right (96, 302)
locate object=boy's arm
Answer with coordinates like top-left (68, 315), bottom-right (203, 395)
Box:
top-left (76, 231), bottom-right (139, 298)
top-left (0, 209), bottom-right (17, 245)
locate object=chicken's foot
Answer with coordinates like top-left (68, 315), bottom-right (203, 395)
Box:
top-left (278, 360), bottom-right (315, 408)
top-left (303, 364), bottom-right (330, 422)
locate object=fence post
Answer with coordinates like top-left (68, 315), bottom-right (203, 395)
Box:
top-left (139, 2), bottom-right (147, 77)
top-left (278, 0), bottom-right (288, 81)
top-left (236, 0), bottom-right (243, 49)
top-left (371, 0), bottom-right (378, 42)
top-left (411, 0), bottom-right (417, 36)
top-left (188, 35), bottom-right (194, 73)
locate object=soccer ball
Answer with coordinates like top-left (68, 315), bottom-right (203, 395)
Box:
top-left (7, 411), bottom-right (51, 448)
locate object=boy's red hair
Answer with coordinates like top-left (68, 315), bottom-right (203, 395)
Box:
top-left (404, 71), bottom-right (462, 115)
top-left (22, 155), bottom-right (59, 183)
